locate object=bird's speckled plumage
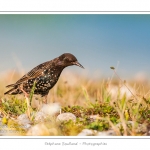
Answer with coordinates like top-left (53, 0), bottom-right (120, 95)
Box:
top-left (4, 53), bottom-right (84, 97)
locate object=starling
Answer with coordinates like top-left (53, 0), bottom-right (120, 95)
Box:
top-left (4, 53), bottom-right (84, 100)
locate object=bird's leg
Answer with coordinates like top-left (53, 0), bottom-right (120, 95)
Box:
top-left (20, 87), bottom-right (29, 98)
top-left (19, 85), bottom-right (31, 119)
top-left (43, 95), bottom-right (48, 104)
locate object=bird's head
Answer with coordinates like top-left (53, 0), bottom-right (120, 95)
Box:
top-left (58, 53), bottom-right (84, 69)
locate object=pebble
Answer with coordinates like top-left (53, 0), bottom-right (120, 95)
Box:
top-left (26, 123), bottom-right (50, 136)
top-left (77, 129), bottom-right (97, 136)
top-left (56, 113), bottom-right (76, 122)
top-left (34, 103), bottom-right (60, 123)
top-left (0, 121), bottom-right (23, 136)
top-left (34, 111), bottom-right (47, 123)
top-left (17, 114), bottom-right (31, 125)
top-left (97, 130), bottom-right (116, 136)
top-left (40, 103), bottom-right (60, 116)
top-left (49, 127), bottom-right (59, 136)
top-left (89, 115), bottom-right (100, 121)
top-left (17, 114), bottom-right (31, 130)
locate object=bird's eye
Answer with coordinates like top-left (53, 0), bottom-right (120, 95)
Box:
top-left (64, 57), bottom-right (69, 62)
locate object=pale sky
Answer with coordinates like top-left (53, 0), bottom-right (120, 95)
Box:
top-left (0, 15), bottom-right (150, 79)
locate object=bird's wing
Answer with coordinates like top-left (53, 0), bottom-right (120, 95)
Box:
top-left (6, 61), bottom-right (52, 88)
top-left (17, 61), bottom-right (52, 83)
top-left (16, 69), bottom-right (43, 83)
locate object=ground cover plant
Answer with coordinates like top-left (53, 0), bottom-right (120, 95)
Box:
top-left (0, 68), bottom-right (150, 136)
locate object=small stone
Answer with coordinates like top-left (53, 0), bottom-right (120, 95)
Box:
top-left (137, 124), bottom-right (147, 133)
top-left (34, 103), bottom-right (61, 123)
top-left (0, 120), bottom-right (7, 136)
top-left (17, 114), bottom-right (31, 125)
top-left (147, 130), bottom-right (150, 136)
top-left (146, 124), bottom-right (150, 136)
top-left (34, 111), bottom-right (47, 123)
top-left (26, 123), bottom-right (50, 136)
top-left (17, 114), bottom-right (31, 130)
top-left (89, 115), bottom-right (99, 121)
top-left (77, 129), bottom-right (98, 136)
top-left (97, 130), bottom-right (116, 136)
top-left (56, 113), bottom-right (76, 122)
top-left (40, 103), bottom-right (60, 116)
top-left (0, 123), bottom-right (22, 136)
top-left (49, 128), bottom-right (59, 136)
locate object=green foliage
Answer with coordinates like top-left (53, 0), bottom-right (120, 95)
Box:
top-left (1, 72), bottom-right (150, 136)
top-left (1, 97), bottom-right (27, 115)
top-left (60, 120), bottom-right (84, 136)
top-left (86, 120), bottom-right (109, 131)
top-left (29, 81), bottom-right (36, 105)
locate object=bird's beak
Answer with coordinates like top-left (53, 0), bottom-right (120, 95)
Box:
top-left (73, 61), bottom-right (84, 69)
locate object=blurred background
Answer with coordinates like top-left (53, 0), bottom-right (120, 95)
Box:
top-left (0, 14), bottom-right (150, 81)
top-left (1, 14), bottom-right (150, 137)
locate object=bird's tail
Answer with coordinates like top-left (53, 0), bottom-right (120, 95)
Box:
top-left (6, 83), bottom-right (17, 88)
top-left (4, 87), bottom-right (20, 95)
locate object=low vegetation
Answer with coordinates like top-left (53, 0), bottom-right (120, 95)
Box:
top-left (0, 68), bottom-right (150, 136)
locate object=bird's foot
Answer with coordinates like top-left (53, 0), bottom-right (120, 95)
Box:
top-left (19, 85), bottom-right (29, 98)
top-left (43, 95), bottom-right (48, 104)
